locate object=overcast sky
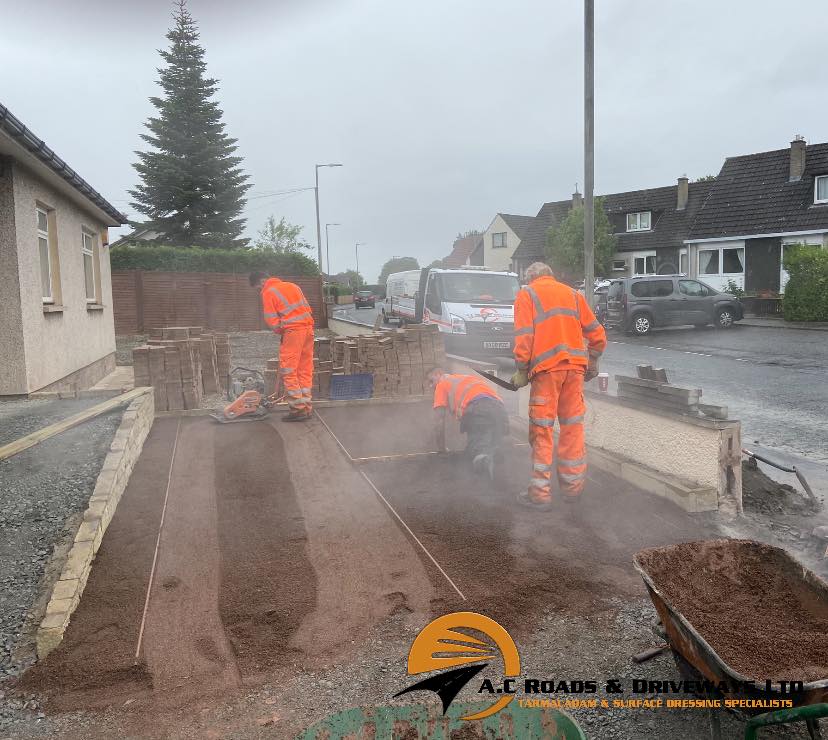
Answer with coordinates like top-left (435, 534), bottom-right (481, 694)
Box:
top-left (2, 0), bottom-right (826, 282)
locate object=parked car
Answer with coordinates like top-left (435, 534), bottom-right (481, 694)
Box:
top-left (605, 276), bottom-right (743, 335)
top-left (354, 290), bottom-right (376, 309)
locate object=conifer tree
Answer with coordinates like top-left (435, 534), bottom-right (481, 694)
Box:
top-left (130, 0), bottom-right (251, 247)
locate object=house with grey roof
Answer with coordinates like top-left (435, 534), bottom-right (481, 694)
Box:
top-left (0, 102), bottom-right (127, 395)
top-left (511, 136), bottom-right (828, 295)
top-left (511, 179), bottom-right (713, 281)
top-left (684, 137), bottom-right (828, 294)
top-left (479, 213), bottom-right (535, 272)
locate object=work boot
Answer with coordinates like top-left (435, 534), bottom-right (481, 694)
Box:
top-left (516, 490), bottom-right (553, 512)
top-left (282, 410), bottom-right (312, 422)
top-left (472, 454), bottom-right (494, 481)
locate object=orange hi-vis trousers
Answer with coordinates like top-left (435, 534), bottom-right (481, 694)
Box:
top-left (527, 368), bottom-right (587, 503)
top-left (279, 327), bottom-right (315, 413)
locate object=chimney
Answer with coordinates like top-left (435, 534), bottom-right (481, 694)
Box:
top-left (572, 186), bottom-right (583, 208)
top-left (676, 174), bottom-right (689, 211)
top-left (790, 135), bottom-right (806, 181)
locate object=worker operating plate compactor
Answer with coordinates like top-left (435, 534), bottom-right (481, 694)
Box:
top-left (211, 367), bottom-right (284, 423)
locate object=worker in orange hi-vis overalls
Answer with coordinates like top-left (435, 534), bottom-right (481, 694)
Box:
top-left (249, 271), bottom-right (315, 422)
top-left (510, 262), bottom-right (607, 511)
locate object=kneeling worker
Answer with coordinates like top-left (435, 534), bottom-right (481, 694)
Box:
top-left (250, 270), bottom-right (315, 421)
top-left (428, 368), bottom-right (507, 479)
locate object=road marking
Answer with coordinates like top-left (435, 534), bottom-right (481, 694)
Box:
top-left (609, 339), bottom-right (716, 359)
top-left (314, 409), bottom-right (467, 601)
top-left (135, 417), bottom-right (182, 664)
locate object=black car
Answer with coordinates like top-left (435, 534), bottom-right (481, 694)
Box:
top-left (354, 290), bottom-right (375, 309)
top-left (606, 276), bottom-right (743, 335)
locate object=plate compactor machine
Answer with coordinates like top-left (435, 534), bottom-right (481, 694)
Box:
top-left (211, 367), bottom-right (284, 423)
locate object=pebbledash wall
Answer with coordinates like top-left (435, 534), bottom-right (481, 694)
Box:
top-left (0, 160), bottom-right (115, 394)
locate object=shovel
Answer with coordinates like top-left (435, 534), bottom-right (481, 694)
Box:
top-left (475, 369), bottom-right (518, 392)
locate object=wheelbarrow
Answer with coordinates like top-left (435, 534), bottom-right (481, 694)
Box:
top-left (633, 540), bottom-right (828, 740)
top-left (296, 700), bottom-right (585, 739)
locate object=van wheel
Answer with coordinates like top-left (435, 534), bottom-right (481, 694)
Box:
top-left (716, 309), bottom-right (734, 329)
top-left (631, 314), bottom-right (652, 335)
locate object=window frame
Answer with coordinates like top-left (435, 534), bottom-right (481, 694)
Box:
top-left (626, 211), bottom-right (652, 232)
top-left (37, 207), bottom-right (53, 303)
top-left (816, 175), bottom-right (828, 205)
top-left (81, 229), bottom-right (98, 303)
top-left (611, 259), bottom-right (627, 272)
top-left (491, 231), bottom-right (508, 249)
top-left (632, 253), bottom-right (657, 275)
top-left (698, 246), bottom-right (745, 276)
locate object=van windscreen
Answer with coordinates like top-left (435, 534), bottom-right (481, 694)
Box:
top-left (437, 274), bottom-right (520, 304)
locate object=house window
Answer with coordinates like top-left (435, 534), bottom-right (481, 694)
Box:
top-left (633, 255), bottom-right (656, 275)
top-left (612, 259), bottom-right (627, 271)
top-left (37, 208), bottom-right (53, 302)
top-left (699, 247), bottom-right (745, 275)
top-left (816, 175), bottom-right (828, 204)
top-left (626, 211), bottom-right (651, 232)
top-left (679, 250), bottom-right (688, 275)
top-left (492, 232), bottom-right (507, 248)
top-left (82, 230), bottom-right (98, 302)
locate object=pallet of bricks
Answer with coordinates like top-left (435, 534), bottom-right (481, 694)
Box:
top-left (262, 325), bottom-right (445, 402)
top-left (132, 326), bottom-right (232, 411)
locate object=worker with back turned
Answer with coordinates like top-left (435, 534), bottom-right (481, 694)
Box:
top-left (428, 368), bottom-right (507, 480)
top-left (250, 270), bottom-right (315, 421)
top-left (510, 262), bottom-right (607, 510)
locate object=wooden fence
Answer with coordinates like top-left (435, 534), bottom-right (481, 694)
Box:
top-left (112, 270), bottom-right (327, 335)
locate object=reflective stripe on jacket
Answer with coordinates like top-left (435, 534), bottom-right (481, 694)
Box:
top-left (433, 374), bottom-right (500, 419)
top-left (513, 276), bottom-right (607, 377)
top-left (261, 277), bottom-right (314, 333)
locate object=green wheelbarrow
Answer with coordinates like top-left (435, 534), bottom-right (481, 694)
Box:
top-left (296, 700), bottom-right (586, 739)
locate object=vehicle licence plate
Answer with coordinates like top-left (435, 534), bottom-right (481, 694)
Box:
top-left (483, 341), bottom-right (510, 349)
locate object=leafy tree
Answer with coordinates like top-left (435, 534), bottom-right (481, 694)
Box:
top-left (130, 0), bottom-right (251, 248)
top-left (378, 256), bottom-right (420, 285)
top-left (545, 197), bottom-right (616, 282)
top-left (342, 269), bottom-right (365, 290)
top-left (455, 229), bottom-right (481, 239)
top-left (254, 216), bottom-right (311, 253)
top-left (695, 174), bottom-right (716, 182)
top-left (427, 259), bottom-right (445, 269)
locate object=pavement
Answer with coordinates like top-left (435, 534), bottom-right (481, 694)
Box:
top-left (740, 316), bottom-right (828, 331)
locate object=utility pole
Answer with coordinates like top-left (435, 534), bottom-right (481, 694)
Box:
top-left (584, 0), bottom-right (595, 308)
top-left (355, 242), bottom-right (365, 288)
top-left (325, 223), bottom-right (340, 276)
top-left (314, 164), bottom-right (343, 271)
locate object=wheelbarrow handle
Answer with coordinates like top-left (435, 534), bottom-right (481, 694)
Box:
top-left (744, 702), bottom-right (828, 740)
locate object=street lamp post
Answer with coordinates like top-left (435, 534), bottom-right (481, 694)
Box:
top-left (314, 163), bottom-right (343, 271)
top-left (325, 223), bottom-right (340, 276)
top-left (355, 242), bottom-right (365, 288)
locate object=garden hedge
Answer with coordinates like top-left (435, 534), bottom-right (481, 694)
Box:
top-left (782, 245), bottom-right (828, 322)
top-left (109, 245), bottom-right (319, 276)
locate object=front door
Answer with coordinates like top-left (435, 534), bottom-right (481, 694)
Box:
top-left (745, 237), bottom-right (781, 293)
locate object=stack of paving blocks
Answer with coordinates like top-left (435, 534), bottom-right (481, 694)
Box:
top-left (302, 324), bottom-right (445, 400)
top-left (132, 326), bottom-right (229, 411)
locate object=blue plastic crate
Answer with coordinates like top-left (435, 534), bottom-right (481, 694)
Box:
top-left (329, 373), bottom-right (373, 400)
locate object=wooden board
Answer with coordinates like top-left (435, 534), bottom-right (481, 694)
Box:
top-left (0, 388), bottom-right (150, 462)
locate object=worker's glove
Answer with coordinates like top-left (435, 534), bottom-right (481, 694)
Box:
top-left (510, 369), bottom-right (529, 388)
top-left (584, 357), bottom-right (599, 382)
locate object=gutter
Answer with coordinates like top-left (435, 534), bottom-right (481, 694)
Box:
top-left (0, 101), bottom-right (127, 226)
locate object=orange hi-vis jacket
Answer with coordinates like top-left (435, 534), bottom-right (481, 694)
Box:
top-left (513, 276), bottom-right (607, 377)
top-left (261, 277), bottom-right (314, 334)
top-left (433, 374), bottom-right (501, 419)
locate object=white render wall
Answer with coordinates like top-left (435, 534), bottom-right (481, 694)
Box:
top-left (11, 162), bottom-right (115, 393)
top-left (482, 215), bottom-right (520, 272)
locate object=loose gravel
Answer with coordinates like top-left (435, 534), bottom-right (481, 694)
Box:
top-left (0, 399), bottom-right (122, 731)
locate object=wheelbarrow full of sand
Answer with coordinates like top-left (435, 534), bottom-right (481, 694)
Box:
top-left (633, 539), bottom-right (828, 740)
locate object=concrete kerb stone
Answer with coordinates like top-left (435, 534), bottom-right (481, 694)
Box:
top-left (36, 389), bottom-right (155, 659)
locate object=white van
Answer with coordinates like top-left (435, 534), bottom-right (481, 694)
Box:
top-left (383, 267), bottom-right (520, 357)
